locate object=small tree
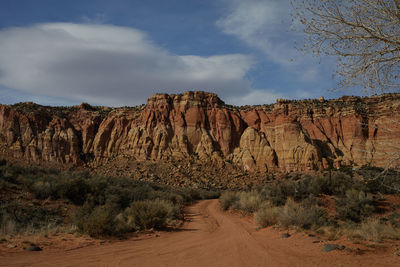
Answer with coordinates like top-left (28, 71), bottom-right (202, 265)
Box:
top-left (291, 0), bottom-right (400, 93)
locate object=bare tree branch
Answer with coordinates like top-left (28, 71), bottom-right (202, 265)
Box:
top-left (292, 0), bottom-right (400, 93)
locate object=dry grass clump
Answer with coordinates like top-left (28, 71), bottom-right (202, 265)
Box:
top-left (220, 191), bottom-right (263, 213)
top-left (336, 189), bottom-right (375, 223)
top-left (277, 198), bottom-right (328, 229)
top-left (236, 191), bottom-right (264, 213)
top-left (0, 201), bottom-right (62, 236)
top-left (345, 218), bottom-right (400, 242)
top-left (254, 203), bottom-right (280, 227)
top-left (219, 191), bottom-right (240, 211)
top-left (122, 199), bottom-right (179, 230)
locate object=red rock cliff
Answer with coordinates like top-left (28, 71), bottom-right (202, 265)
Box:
top-left (1, 91), bottom-right (399, 172)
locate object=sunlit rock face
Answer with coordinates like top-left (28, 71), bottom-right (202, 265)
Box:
top-left (1, 91), bottom-right (399, 172)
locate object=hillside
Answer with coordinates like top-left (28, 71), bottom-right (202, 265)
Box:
top-left (1, 91), bottom-right (399, 184)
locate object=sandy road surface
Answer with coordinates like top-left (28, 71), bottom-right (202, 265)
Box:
top-left (1, 199), bottom-right (399, 267)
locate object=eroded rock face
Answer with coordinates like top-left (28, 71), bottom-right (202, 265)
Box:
top-left (1, 91), bottom-right (399, 172)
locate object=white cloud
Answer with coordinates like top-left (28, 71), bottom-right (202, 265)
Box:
top-left (227, 89), bottom-right (284, 106)
top-left (216, 0), bottom-right (326, 80)
top-left (0, 23), bottom-right (255, 106)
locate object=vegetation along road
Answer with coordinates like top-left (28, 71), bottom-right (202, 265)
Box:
top-left (1, 199), bottom-right (399, 267)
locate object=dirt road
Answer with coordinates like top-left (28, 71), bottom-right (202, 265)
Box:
top-left (1, 199), bottom-right (399, 266)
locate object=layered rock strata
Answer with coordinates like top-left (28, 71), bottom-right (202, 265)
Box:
top-left (1, 91), bottom-right (399, 172)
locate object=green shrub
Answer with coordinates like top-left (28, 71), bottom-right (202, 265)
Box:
top-left (150, 191), bottom-right (185, 206)
top-left (56, 176), bottom-right (90, 205)
top-left (262, 181), bottom-right (295, 206)
top-left (336, 189), bottom-right (375, 222)
top-left (0, 201), bottom-right (62, 234)
top-left (219, 191), bottom-right (240, 210)
top-left (123, 199), bottom-right (178, 230)
top-left (316, 172), bottom-right (359, 196)
top-left (73, 202), bottom-right (128, 237)
top-left (0, 164), bottom-right (226, 236)
top-left (81, 204), bottom-right (121, 237)
top-left (72, 201), bottom-right (94, 231)
top-left (278, 198), bottom-right (328, 229)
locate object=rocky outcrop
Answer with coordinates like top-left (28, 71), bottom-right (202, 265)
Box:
top-left (1, 91), bottom-right (400, 173)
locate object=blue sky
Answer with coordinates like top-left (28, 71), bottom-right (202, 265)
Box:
top-left (0, 0), bottom-right (361, 106)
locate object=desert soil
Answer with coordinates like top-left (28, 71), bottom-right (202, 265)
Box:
top-left (1, 199), bottom-right (400, 267)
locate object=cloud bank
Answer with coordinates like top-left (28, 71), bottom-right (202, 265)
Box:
top-left (216, 0), bottom-right (324, 82)
top-left (227, 89), bottom-right (284, 106)
top-left (0, 23), bottom-right (256, 106)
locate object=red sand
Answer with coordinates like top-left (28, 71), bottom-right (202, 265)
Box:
top-left (1, 199), bottom-right (400, 267)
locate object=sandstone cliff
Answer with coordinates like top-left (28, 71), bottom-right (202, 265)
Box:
top-left (1, 91), bottom-right (399, 173)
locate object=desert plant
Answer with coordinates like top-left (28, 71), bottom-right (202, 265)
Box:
top-left (336, 189), bottom-right (376, 222)
top-left (262, 181), bottom-right (296, 206)
top-left (80, 204), bottom-right (121, 237)
top-left (0, 201), bottom-right (62, 234)
top-left (0, 213), bottom-right (17, 235)
top-left (347, 217), bottom-right (400, 242)
top-left (56, 176), bottom-right (90, 205)
top-left (359, 166), bottom-right (400, 195)
top-left (278, 198), bottom-right (328, 229)
top-left (219, 191), bottom-right (240, 211)
top-left (123, 199), bottom-right (178, 230)
top-left (254, 203), bottom-right (281, 228)
top-left (30, 180), bottom-right (55, 199)
top-left (236, 191), bottom-right (264, 213)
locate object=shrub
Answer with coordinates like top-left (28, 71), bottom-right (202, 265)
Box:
top-left (278, 198), bottom-right (328, 229)
top-left (56, 176), bottom-right (90, 205)
top-left (237, 191), bottom-right (264, 213)
top-left (264, 181), bottom-right (296, 206)
top-left (150, 190), bottom-right (185, 206)
top-left (73, 202), bottom-right (129, 237)
top-left (197, 189), bottom-right (220, 200)
top-left (254, 203), bottom-right (281, 228)
top-left (0, 201), bottom-right (62, 234)
top-left (358, 166), bottom-right (400, 194)
top-left (318, 172), bottom-right (360, 196)
top-left (219, 191), bottom-right (239, 211)
top-left (123, 199), bottom-right (178, 230)
top-left (0, 213), bottom-right (16, 235)
top-left (0, 167), bottom-right (17, 184)
top-left (387, 213), bottom-right (400, 227)
top-left (336, 189), bottom-right (375, 222)
top-left (72, 201), bottom-right (94, 231)
top-left (0, 179), bottom-right (5, 190)
top-left (79, 204), bottom-right (124, 237)
top-left (30, 180), bottom-right (55, 199)
top-left (349, 218), bottom-right (400, 242)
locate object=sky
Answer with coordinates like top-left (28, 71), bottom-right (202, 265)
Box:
top-left (0, 0), bottom-right (362, 107)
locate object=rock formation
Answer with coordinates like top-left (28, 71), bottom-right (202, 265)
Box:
top-left (1, 91), bottom-right (400, 173)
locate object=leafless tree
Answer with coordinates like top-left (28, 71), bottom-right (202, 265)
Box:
top-left (291, 0), bottom-right (400, 93)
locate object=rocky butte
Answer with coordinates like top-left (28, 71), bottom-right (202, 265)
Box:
top-left (1, 91), bottom-right (400, 178)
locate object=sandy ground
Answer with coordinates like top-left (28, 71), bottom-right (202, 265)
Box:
top-left (1, 199), bottom-right (400, 267)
